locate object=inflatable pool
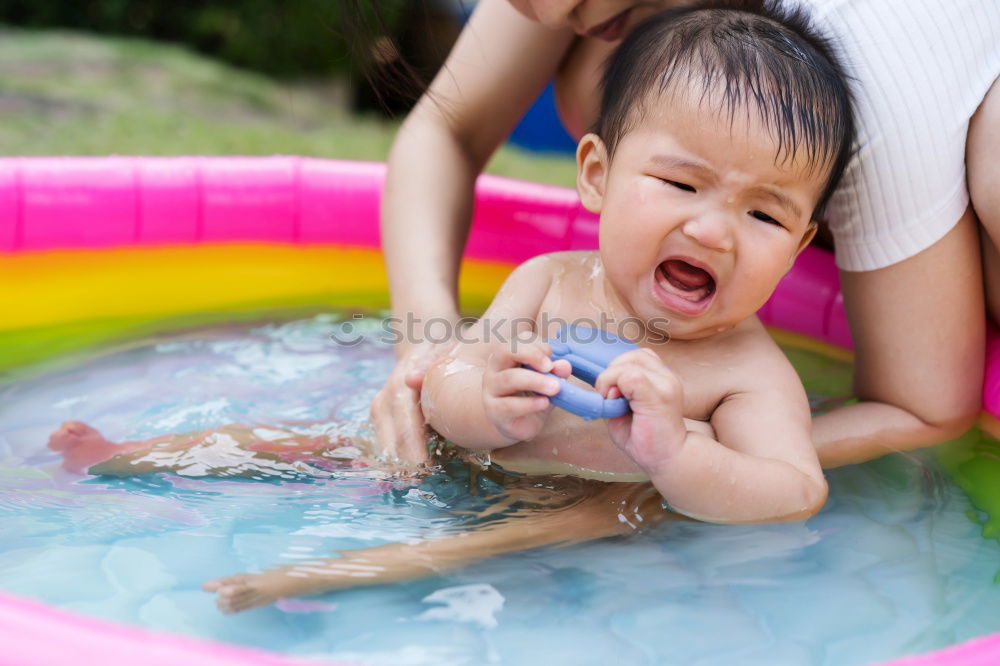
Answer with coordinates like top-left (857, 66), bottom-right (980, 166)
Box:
top-left (0, 156), bottom-right (998, 665)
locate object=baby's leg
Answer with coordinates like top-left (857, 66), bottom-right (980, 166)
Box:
top-left (48, 421), bottom-right (356, 476)
top-left (203, 481), bottom-right (673, 613)
top-left (969, 78), bottom-right (1000, 322)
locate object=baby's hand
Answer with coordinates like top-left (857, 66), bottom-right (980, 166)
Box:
top-left (595, 348), bottom-right (687, 473)
top-left (483, 339), bottom-right (570, 443)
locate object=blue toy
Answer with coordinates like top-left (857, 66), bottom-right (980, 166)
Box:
top-left (539, 324), bottom-right (639, 420)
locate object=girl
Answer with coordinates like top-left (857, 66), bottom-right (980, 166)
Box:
top-left (372, 0), bottom-right (1000, 469)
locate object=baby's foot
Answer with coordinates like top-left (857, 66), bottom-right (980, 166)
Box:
top-left (203, 571), bottom-right (304, 614)
top-left (47, 421), bottom-right (120, 473)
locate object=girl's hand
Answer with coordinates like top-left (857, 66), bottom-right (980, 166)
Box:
top-left (370, 342), bottom-right (447, 464)
top-left (483, 339), bottom-right (571, 443)
top-left (595, 349), bottom-right (687, 473)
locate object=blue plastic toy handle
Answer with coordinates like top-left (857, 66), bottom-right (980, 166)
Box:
top-left (540, 324), bottom-right (639, 420)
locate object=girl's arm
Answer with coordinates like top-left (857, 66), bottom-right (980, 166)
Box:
top-left (382, 0), bottom-right (573, 334)
top-left (813, 208), bottom-right (983, 468)
top-left (372, 0), bottom-right (575, 462)
top-left (806, 4), bottom-right (995, 466)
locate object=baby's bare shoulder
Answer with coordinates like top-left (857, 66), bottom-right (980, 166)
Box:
top-left (716, 317), bottom-right (803, 391)
top-left (517, 252), bottom-right (602, 296)
top-left (533, 251), bottom-right (600, 273)
top-left (507, 251), bottom-right (596, 283)
top-left (685, 318), bottom-right (794, 385)
top-left (501, 252), bottom-right (586, 289)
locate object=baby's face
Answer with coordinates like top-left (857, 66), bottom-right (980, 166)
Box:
top-left (578, 90), bottom-right (825, 340)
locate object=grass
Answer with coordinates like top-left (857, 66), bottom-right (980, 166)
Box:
top-left (0, 27), bottom-right (575, 377)
top-left (0, 27), bottom-right (577, 186)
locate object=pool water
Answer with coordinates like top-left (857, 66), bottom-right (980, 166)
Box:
top-left (1, 314), bottom-right (999, 666)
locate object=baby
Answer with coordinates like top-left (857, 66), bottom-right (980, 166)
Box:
top-left (49, 1), bottom-right (854, 611)
top-left (420, 1), bottom-right (853, 524)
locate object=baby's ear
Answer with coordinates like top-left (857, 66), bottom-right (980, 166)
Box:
top-left (576, 133), bottom-right (609, 214)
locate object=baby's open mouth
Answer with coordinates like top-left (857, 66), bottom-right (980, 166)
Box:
top-left (656, 259), bottom-right (716, 303)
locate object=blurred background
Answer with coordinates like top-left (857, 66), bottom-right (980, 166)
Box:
top-left (0, 0), bottom-right (576, 185)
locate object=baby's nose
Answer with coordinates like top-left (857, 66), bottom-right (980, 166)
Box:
top-left (681, 214), bottom-right (733, 252)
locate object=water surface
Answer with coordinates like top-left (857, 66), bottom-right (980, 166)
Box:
top-left (1, 315), bottom-right (998, 666)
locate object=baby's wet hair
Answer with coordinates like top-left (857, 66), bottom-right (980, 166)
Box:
top-left (595, 0), bottom-right (855, 217)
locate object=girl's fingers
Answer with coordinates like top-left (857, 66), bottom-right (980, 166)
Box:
top-left (403, 343), bottom-right (451, 390)
top-left (403, 368), bottom-right (425, 391)
top-left (371, 394), bottom-right (396, 455)
top-left (370, 375), bottom-right (429, 465)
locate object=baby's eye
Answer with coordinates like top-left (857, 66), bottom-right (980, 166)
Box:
top-left (664, 180), bottom-right (696, 193)
top-left (749, 210), bottom-right (784, 227)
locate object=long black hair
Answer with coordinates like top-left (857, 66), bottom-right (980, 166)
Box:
top-left (342, 0), bottom-right (464, 115)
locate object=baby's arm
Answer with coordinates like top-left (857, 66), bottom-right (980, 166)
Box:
top-left (597, 336), bottom-right (827, 524)
top-left (421, 256), bottom-right (569, 450)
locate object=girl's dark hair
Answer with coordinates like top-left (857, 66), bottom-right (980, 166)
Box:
top-left (341, 0), bottom-right (459, 115)
top-left (595, 0), bottom-right (856, 217)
